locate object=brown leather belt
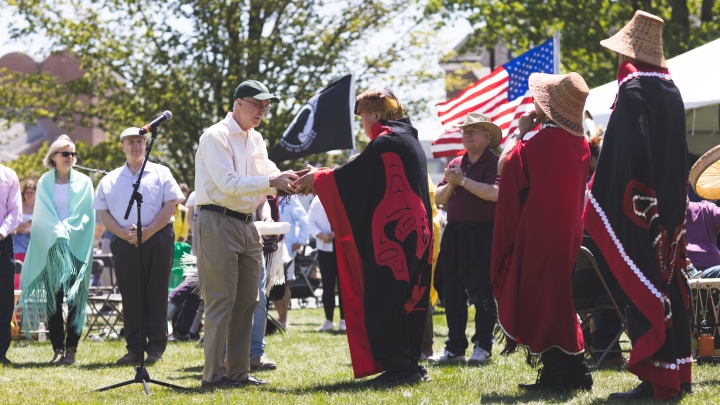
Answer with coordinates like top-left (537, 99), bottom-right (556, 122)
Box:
top-left (200, 204), bottom-right (253, 222)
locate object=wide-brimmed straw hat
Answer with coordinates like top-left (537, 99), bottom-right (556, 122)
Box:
top-left (600, 10), bottom-right (667, 68)
top-left (528, 72), bottom-right (589, 137)
top-left (455, 113), bottom-right (502, 149)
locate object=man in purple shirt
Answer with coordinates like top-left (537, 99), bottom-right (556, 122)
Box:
top-left (430, 113), bottom-right (500, 365)
top-left (0, 163), bottom-right (22, 365)
top-left (686, 200), bottom-right (720, 271)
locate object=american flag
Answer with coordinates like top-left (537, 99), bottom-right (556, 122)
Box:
top-left (431, 37), bottom-right (557, 158)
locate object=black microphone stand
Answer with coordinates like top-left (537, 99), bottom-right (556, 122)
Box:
top-left (96, 127), bottom-right (185, 395)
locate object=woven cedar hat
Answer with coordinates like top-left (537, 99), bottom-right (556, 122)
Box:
top-left (600, 10), bottom-right (668, 68)
top-left (528, 72), bottom-right (589, 137)
top-left (354, 88), bottom-right (405, 120)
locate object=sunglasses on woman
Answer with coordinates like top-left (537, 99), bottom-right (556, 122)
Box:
top-left (54, 151), bottom-right (77, 158)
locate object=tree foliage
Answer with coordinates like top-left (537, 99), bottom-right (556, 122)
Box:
top-left (5, 137), bottom-right (127, 187)
top-left (2, 0), bottom-right (441, 185)
top-left (426, 0), bottom-right (720, 88)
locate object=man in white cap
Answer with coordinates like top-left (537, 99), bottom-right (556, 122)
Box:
top-left (492, 72), bottom-right (592, 391)
top-left (94, 127), bottom-right (184, 365)
top-left (584, 10), bottom-right (692, 401)
top-left (431, 112), bottom-right (500, 366)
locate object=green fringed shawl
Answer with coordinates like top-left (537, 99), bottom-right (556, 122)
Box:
top-left (19, 168), bottom-right (95, 338)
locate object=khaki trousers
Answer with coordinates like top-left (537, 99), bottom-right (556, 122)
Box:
top-left (195, 209), bottom-right (262, 382)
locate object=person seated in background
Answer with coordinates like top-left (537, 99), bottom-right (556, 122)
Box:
top-left (174, 183), bottom-right (191, 242)
top-left (167, 273), bottom-right (201, 342)
top-left (13, 179), bottom-right (36, 261)
top-left (572, 234), bottom-right (627, 368)
top-left (686, 199), bottom-right (720, 274)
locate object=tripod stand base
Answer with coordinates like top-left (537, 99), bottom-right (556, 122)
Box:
top-left (97, 366), bottom-right (186, 394)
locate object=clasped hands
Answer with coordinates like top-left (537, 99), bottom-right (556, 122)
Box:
top-left (316, 232), bottom-right (335, 244)
top-left (444, 166), bottom-right (464, 187)
top-left (269, 165), bottom-right (320, 196)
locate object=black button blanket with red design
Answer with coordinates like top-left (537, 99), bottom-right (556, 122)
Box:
top-left (584, 61), bottom-right (691, 400)
top-left (314, 118), bottom-right (433, 378)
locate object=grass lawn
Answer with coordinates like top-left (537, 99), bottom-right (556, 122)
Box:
top-left (1, 305), bottom-right (719, 404)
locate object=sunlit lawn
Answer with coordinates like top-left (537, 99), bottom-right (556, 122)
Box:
top-left (1, 305), bottom-right (719, 404)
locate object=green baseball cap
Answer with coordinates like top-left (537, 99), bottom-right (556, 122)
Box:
top-left (233, 80), bottom-right (280, 102)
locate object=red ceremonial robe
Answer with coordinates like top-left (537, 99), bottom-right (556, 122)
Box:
top-left (314, 119), bottom-right (433, 378)
top-left (584, 61), bottom-right (691, 400)
top-left (491, 125), bottom-right (589, 357)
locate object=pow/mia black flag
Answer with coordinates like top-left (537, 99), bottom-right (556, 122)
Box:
top-left (269, 74), bottom-right (355, 163)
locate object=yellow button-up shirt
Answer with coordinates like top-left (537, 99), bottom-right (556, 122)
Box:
top-left (194, 112), bottom-right (280, 214)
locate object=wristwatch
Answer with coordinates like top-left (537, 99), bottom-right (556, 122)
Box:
top-left (461, 177), bottom-right (468, 187)
top-left (511, 130), bottom-right (523, 140)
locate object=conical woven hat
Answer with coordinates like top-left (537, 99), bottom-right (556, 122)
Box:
top-left (600, 10), bottom-right (668, 68)
top-left (690, 145), bottom-right (720, 199)
top-left (528, 72), bottom-right (589, 137)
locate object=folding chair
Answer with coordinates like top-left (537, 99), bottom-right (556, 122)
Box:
top-left (85, 255), bottom-right (123, 338)
top-left (289, 246), bottom-right (321, 309)
top-left (88, 260), bottom-right (113, 296)
top-left (574, 246), bottom-right (630, 367)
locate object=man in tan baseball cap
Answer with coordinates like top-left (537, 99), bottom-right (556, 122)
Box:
top-left (431, 112), bottom-right (500, 367)
top-left (585, 11), bottom-right (692, 401)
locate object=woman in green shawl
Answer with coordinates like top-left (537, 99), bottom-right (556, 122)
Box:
top-left (20, 135), bottom-right (95, 365)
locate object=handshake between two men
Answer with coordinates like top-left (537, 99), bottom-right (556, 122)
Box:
top-left (268, 165), bottom-right (322, 197)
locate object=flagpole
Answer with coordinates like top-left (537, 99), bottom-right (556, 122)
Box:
top-left (553, 31), bottom-right (561, 74)
top-left (349, 73), bottom-right (357, 154)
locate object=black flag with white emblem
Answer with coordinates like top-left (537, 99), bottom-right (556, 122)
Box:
top-left (269, 74), bottom-right (355, 163)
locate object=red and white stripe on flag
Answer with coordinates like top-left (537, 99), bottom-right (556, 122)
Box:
top-left (431, 67), bottom-right (534, 158)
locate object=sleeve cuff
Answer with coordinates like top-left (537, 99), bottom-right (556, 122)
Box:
top-left (258, 176), bottom-right (272, 194)
top-left (91, 199), bottom-right (109, 210)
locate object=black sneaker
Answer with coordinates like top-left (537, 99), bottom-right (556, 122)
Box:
top-left (202, 376), bottom-right (241, 389)
top-left (238, 375), bottom-right (268, 386)
top-left (168, 333), bottom-right (190, 342)
top-left (0, 356), bottom-right (10, 365)
top-left (417, 365), bottom-right (432, 382)
top-left (364, 369), bottom-right (423, 388)
top-left (145, 352), bottom-right (163, 363)
top-left (518, 366), bottom-right (561, 391)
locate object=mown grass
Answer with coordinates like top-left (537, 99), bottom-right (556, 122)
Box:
top-left (1, 306), bottom-right (719, 404)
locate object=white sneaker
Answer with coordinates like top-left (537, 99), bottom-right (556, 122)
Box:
top-left (317, 320), bottom-right (334, 331)
top-left (338, 320), bottom-right (346, 331)
top-left (468, 344), bottom-right (491, 365)
top-left (428, 349), bottom-right (466, 364)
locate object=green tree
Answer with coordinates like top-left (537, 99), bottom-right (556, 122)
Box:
top-left (6, 138), bottom-right (128, 187)
top-left (2, 0), bottom-right (442, 185)
top-left (426, 0), bottom-right (720, 88)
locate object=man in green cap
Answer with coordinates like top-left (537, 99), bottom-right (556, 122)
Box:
top-left (195, 80), bottom-right (297, 388)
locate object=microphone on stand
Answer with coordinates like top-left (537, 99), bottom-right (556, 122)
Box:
top-left (139, 110), bottom-right (172, 135)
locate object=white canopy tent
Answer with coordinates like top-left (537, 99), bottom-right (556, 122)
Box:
top-left (584, 38), bottom-right (720, 156)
